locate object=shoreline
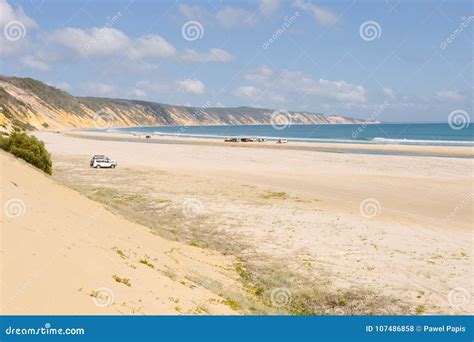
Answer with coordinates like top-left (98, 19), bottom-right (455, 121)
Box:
top-left (64, 130), bottom-right (474, 158)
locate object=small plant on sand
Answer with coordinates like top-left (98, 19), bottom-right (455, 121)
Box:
top-left (112, 275), bottom-right (131, 287)
top-left (89, 290), bottom-right (101, 298)
top-left (112, 247), bottom-right (128, 259)
top-left (415, 305), bottom-right (425, 315)
top-left (235, 262), bottom-right (250, 282)
top-left (222, 298), bottom-right (240, 311)
top-left (139, 258), bottom-right (155, 269)
top-left (259, 192), bottom-right (289, 200)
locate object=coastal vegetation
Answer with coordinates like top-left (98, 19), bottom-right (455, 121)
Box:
top-left (112, 275), bottom-right (132, 287)
top-left (0, 132), bottom-right (52, 174)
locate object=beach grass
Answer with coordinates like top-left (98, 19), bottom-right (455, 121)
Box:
top-left (259, 191), bottom-right (289, 200)
top-left (113, 275), bottom-right (132, 287)
top-left (139, 258), bottom-right (155, 269)
top-left (85, 187), bottom-right (406, 314)
top-left (54, 160), bottom-right (411, 315)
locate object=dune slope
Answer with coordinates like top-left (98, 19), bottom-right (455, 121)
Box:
top-left (0, 151), bottom-right (242, 315)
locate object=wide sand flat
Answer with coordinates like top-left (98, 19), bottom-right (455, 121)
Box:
top-left (31, 131), bottom-right (474, 314)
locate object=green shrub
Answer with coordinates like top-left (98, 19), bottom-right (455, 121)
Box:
top-left (0, 133), bottom-right (52, 174)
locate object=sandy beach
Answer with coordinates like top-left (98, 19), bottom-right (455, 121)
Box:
top-left (1, 151), bottom-right (252, 315)
top-left (8, 130), bottom-right (467, 315)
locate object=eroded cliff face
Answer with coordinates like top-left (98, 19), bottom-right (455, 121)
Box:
top-left (0, 76), bottom-right (373, 133)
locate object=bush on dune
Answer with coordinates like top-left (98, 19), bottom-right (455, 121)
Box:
top-left (0, 132), bottom-right (52, 174)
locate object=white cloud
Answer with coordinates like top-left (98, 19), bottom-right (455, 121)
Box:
top-left (215, 0), bottom-right (281, 28)
top-left (131, 80), bottom-right (171, 96)
top-left (233, 86), bottom-right (261, 98)
top-left (0, 0), bottom-right (37, 57)
top-left (83, 82), bottom-right (116, 97)
top-left (383, 87), bottom-right (395, 100)
top-left (0, 0), bottom-right (37, 28)
top-left (21, 55), bottom-right (49, 71)
top-left (0, 37), bottom-right (30, 57)
top-left (281, 70), bottom-right (366, 103)
top-left (240, 66), bottom-right (366, 104)
top-left (244, 66), bottom-right (274, 83)
top-left (178, 4), bottom-right (210, 22)
top-left (180, 48), bottom-right (234, 63)
top-left (216, 7), bottom-right (255, 29)
top-left (179, 1), bottom-right (279, 29)
top-left (44, 26), bottom-right (234, 65)
top-left (47, 27), bottom-right (130, 57)
top-left (259, 0), bottom-right (281, 14)
top-left (293, 0), bottom-right (338, 26)
top-left (436, 90), bottom-right (465, 102)
top-left (47, 28), bottom-right (175, 60)
top-left (310, 78), bottom-right (366, 103)
top-left (48, 81), bottom-right (71, 92)
top-left (128, 34), bottom-right (176, 59)
top-left (128, 88), bottom-right (147, 99)
top-left (177, 79), bottom-right (206, 95)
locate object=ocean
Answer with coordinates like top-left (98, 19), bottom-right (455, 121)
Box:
top-left (105, 123), bottom-right (473, 146)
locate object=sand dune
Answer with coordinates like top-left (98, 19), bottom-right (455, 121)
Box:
top-left (0, 151), bottom-right (243, 315)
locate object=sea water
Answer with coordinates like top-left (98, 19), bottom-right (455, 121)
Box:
top-left (106, 123), bottom-right (473, 146)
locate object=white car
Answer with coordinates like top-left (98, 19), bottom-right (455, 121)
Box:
top-left (91, 158), bottom-right (117, 168)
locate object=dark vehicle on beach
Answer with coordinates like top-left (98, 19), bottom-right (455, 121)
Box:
top-left (225, 137), bottom-right (240, 142)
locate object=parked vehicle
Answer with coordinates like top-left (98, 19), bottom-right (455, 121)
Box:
top-left (277, 139), bottom-right (288, 144)
top-left (90, 155), bottom-right (117, 168)
top-left (91, 158), bottom-right (117, 168)
top-left (90, 155), bottom-right (107, 167)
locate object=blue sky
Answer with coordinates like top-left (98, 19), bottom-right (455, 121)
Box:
top-left (0, 0), bottom-right (472, 122)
